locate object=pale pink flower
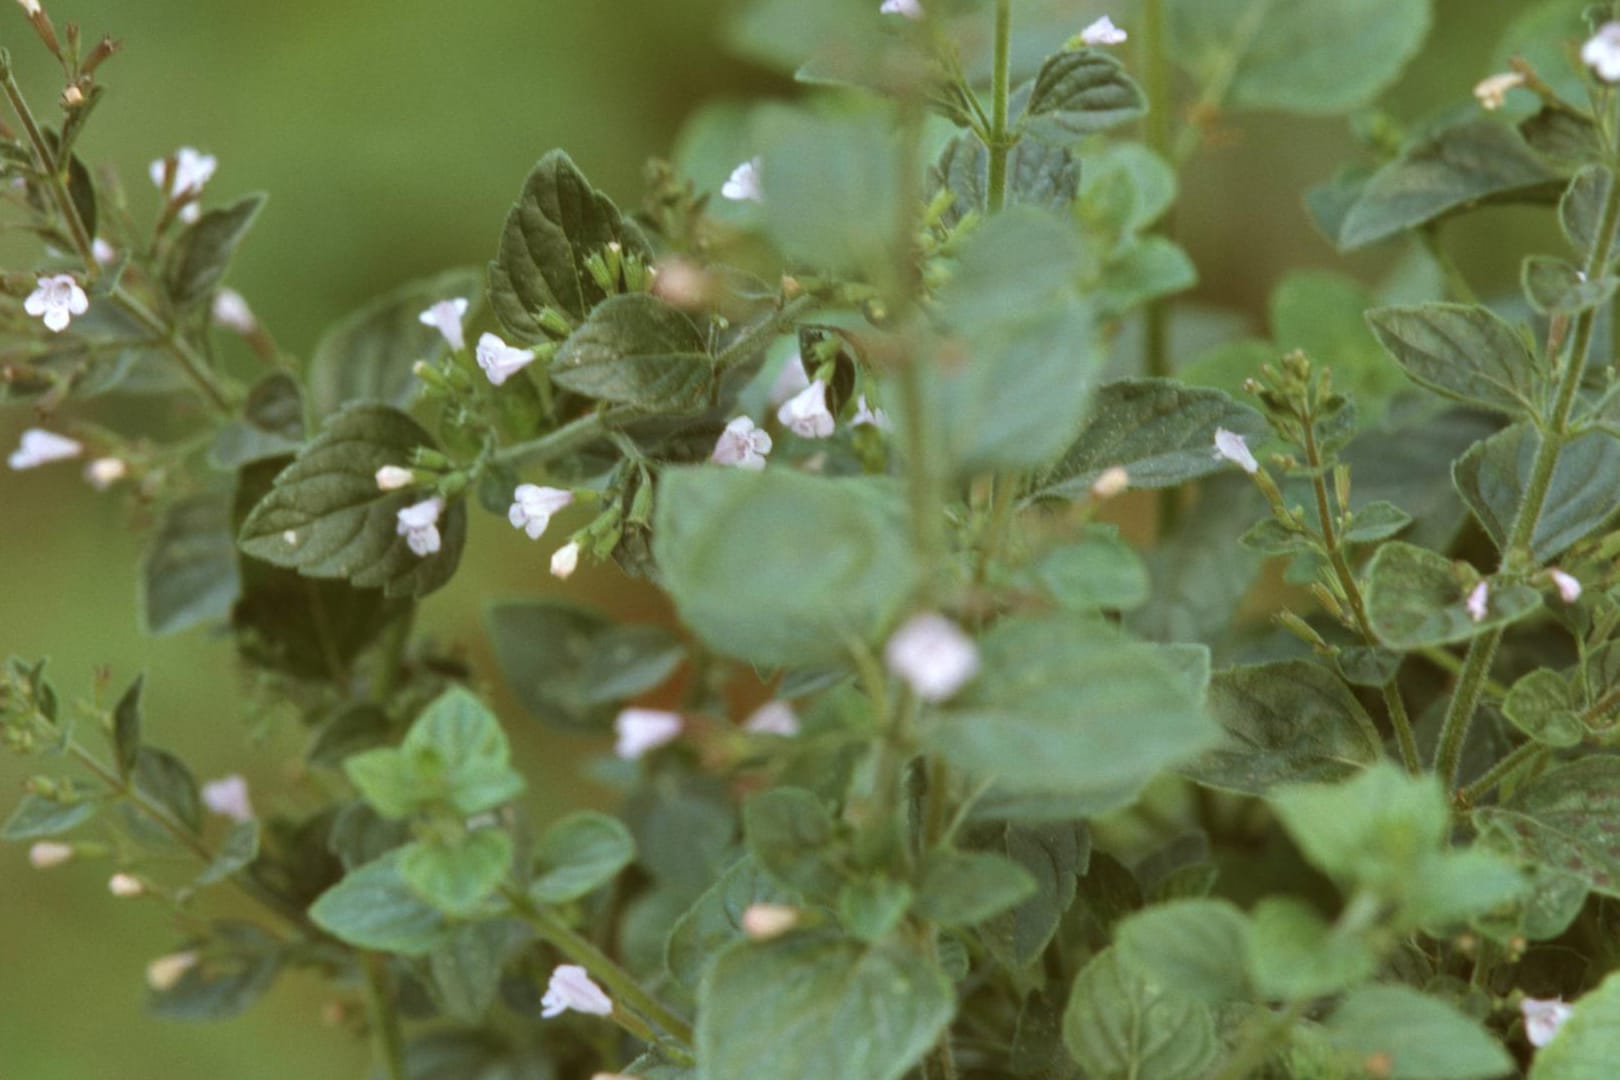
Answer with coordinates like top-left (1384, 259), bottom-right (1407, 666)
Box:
top-left (1549, 569), bottom-right (1582, 604)
top-left (418, 298), bottom-right (469, 352)
top-left (375, 465), bottom-right (414, 492)
top-left (24, 273), bottom-right (88, 332)
top-left (712, 416), bottom-right (773, 470)
top-left (212, 288), bottom-right (257, 335)
top-left (741, 903), bottom-right (800, 940)
top-left (201, 774), bottom-right (254, 823)
top-left (1212, 428), bottom-right (1258, 474)
top-left (1079, 15), bottom-right (1127, 46)
top-left (885, 613), bottom-right (980, 703)
top-left (767, 352), bottom-right (811, 407)
top-left (777, 381), bottom-right (835, 439)
top-left (614, 708), bottom-right (682, 760)
top-left (509, 484), bottom-right (574, 540)
top-left (1584, 23), bottom-right (1620, 82)
top-left (1522, 997), bottom-right (1574, 1049)
top-left (851, 395), bottom-right (892, 432)
top-left (1473, 72), bottom-right (1525, 111)
top-left (8, 428), bottom-right (83, 470)
top-left (1466, 581), bottom-right (1489, 623)
top-left (1092, 466), bottom-right (1130, 499)
top-left (879, 0), bottom-right (923, 18)
top-left (395, 497), bottom-right (444, 558)
top-left (146, 951), bottom-right (200, 992)
top-left (541, 965), bottom-right (613, 1019)
top-left (84, 458), bottom-right (127, 491)
top-left (743, 700), bottom-right (800, 737)
top-left (721, 158), bottom-right (763, 203)
top-left (475, 332), bottom-right (535, 386)
top-left (108, 873), bottom-right (145, 898)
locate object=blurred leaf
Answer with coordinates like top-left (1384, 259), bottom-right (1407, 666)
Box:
top-left (653, 468), bottom-right (916, 669)
top-left (1023, 49), bottom-right (1146, 140)
top-left (1337, 122), bottom-right (1561, 251)
top-left (1453, 424), bottom-right (1620, 562)
top-left (1272, 763), bottom-right (1447, 895)
top-left (328, 801), bottom-right (411, 872)
top-left (149, 922), bottom-right (283, 1021)
top-left (164, 194), bottom-right (265, 309)
top-left (914, 850), bottom-right (1036, 928)
top-left (744, 787), bottom-right (844, 903)
top-left (1327, 985), bottom-right (1512, 1080)
top-left (489, 150), bottom-right (650, 342)
top-left (485, 601), bottom-right (683, 732)
top-left (2, 792), bottom-right (98, 840)
top-left (112, 674), bottom-right (144, 779)
top-left (1272, 270), bottom-right (1406, 424)
top-left (1093, 235), bottom-right (1198, 317)
top-left (1115, 899), bottom-right (1251, 1004)
top-left (1366, 542), bottom-right (1541, 649)
top-left (1062, 947), bottom-right (1218, 1080)
top-left (1247, 897), bottom-right (1377, 1001)
top-left (1366, 303), bottom-right (1541, 418)
top-left (400, 830), bottom-right (513, 916)
top-left (197, 820), bottom-right (261, 887)
top-left (1078, 142), bottom-right (1176, 243)
top-left (697, 932), bottom-right (952, 1080)
top-left (1185, 660), bottom-right (1381, 795)
top-left (135, 747), bottom-right (202, 833)
top-left (838, 876), bottom-right (914, 943)
top-left (141, 494), bottom-right (242, 637)
top-left (307, 267), bottom-right (482, 418)
top-left (924, 614), bottom-right (1216, 809)
top-left (1475, 756), bottom-right (1620, 899)
top-left (427, 921), bottom-right (511, 1024)
top-left (529, 811), bottom-right (635, 904)
top-left (551, 293), bottom-right (712, 411)
top-left (666, 854), bottom-right (793, 992)
top-left (307, 705), bottom-right (395, 768)
top-left (1169, 0), bottom-right (1430, 115)
top-left (1529, 968), bottom-right (1620, 1079)
top-left (237, 404), bottom-right (466, 599)
top-left (1030, 525), bottom-right (1150, 611)
top-left (209, 373), bottom-right (305, 469)
top-left (973, 820), bottom-right (1089, 970)
top-left (346, 688), bottom-right (524, 820)
top-left (310, 849), bottom-right (449, 956)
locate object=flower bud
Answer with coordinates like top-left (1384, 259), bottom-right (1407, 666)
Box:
top-left (550, 540), bottom-right (581, 580)
top-left (28, 841), bottom-right (74, 869)
top-left (375, 465), bottom-right (415, 492)
top-left (1091, 466), bottom-right (1129, 499)
top-left (145, 951), bottom-right (199, 992)
top-left (741, 902), bottom-right (800, 940)
top-left (108, 872), bottom-right (145, 898)
top-left (84, 457), bottom-right (128, 491)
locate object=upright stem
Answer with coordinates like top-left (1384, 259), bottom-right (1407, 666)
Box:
top-left (361, 952), bottom-right (408, 1080)
top-left (1435, 144), bottom-right (1620, 789)
top-left (1140, 0), bottom-right (1182, 533)
top-left (985, 0), bottom-right (1012, 214)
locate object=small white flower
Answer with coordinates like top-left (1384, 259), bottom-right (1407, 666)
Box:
top-left (108, 872), bottom-right (145, 898)
top-left (1549, 569), bottom-right (1583, 605)
top-left (741, 902), bottom-right (800, 940)
top-left (777, 380), bottom-right (836, 439)
top-left (418, 297), bottom-right (470, 353)
top-left (768, 352), bottom-right (811, 407)
top-left (375, 465), bottom-right (415, 492)
top-left (91, 237), bottom-right (117, 266)
top-left (18, 0), bottom-right (42, 17)
top-left (885, 613), bottom-right (981, 703)
top-left (1212, 427), bottom-right (1259, 475)
top-left (211, 288), bottom-right (257, 335)
top-left (1473, 71), bottom-right (1526, 111)
top-left (395, 497), bottom-right (444, 558)
top-left (1584, 23), bottom-right (1620, 83)
top-left (614, 708), bottom-right (682, 760)
top-left (851, 395), bottom-right (893, 432)
top-left (200, 774), bottom-right (254, 823)
top-left (84, 457), bottom-right (128, 491)
top-left (743, 700), bottom-right (800, 737)
top-left (475, 331), bottom-right (535, 386)
top-left (8, 428), bottom-right (83, 470)
top-left (550, 540), bottom-right (581, 580)
top-left (711, 416), bottom-right (773, 470)
top-left (145, 951), bottom-right (200, 992)
top-left (1079, 15), bottom-right (1127, 46)
top-left (1522, 997), bottom-right (1574, 1049)
top-left (879, 0), bottom-right (923, 18)
top-left (541, 964), bottom-right (613, 1019)
top-left (721, 158), bottom-right (764, 203)
top-left (1092, 466), bottom-right (1130, 499)
top-left (24, 273), bottom-right (89, 332)
top-left (28, 841), bottom-right (73, 869)
top-left (508, 484), bottom-right (574, 540)
top-left (149, 146), bottom-right (217, 199)
top-left (1466, 581), bottom-right (1490, 623)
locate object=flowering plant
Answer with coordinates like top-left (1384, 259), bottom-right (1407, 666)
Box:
top-left (8, 1), bottom-right (1620, 1078)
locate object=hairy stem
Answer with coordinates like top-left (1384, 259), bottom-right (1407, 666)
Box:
top-left (713, 293), bottom-right (820, 370)
top-left (1458, 740), bottom-right (1547, 808)
top-left (494, 406), bottom-right (637, 469)
top-left (985, 0), bottom-right (1012, 213)
top-left (361, 952), bottom-right (408, 1080)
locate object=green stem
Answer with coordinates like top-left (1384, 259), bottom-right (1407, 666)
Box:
top-left (1208, 1001), bottom-right (1310, 1080)
top-left (1435, 142), bottom-right (1620, 789)
top-left (1417, 646), bottom-right (1508, 699)
top-left (504, 886), bottom-right (695, 1049)
top-left (494, 406), bottom-right (636, 469)
top-left (985, 0), bottom-right (1012, 214)
top-left (361, 952), bottom-right (408, 1080)
top-left (1458, 741), bottom-right (1547, 807)
top-left (107, 288), bottom-right (234, 415)
top-left (1141, 0), bottom-right (1182, 531)
top-left (714, 293), bottom-right (820, 369)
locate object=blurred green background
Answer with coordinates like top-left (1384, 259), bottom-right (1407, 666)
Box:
top-left (0, 1), bottom-right (1551, 1077)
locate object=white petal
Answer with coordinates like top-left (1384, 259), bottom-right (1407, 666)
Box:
top-left (884, 613), bottom-right (980, 702)
top-left (550, 540), bottom-right (581, 580)
top-left (201, 775), bottom-right (254, 823)
top-left (614, 708), bottom-right (683, 759)
top-left (1212, 428), bottom-right (1259, 474)
top-left (1522, 997), bottom-right (1573, 1048)
top-left (743, 700), bottom-right (800, 737)
top-left (1466, 581), bottom-right (1490, 623)
top-left (1079, 15), bottom-right (1127, 46)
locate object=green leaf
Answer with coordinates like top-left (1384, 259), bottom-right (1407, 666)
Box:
top-left (1170, 0), bottom-right (1430, 116)
top-left (209, 372), bottom-right (305, 469)
top-left (1337, 122), bottom-right (1561, 251)
top-left (1366, 303), bottom-right (1541, 418)
top-left (307, 705), bottom-right (395, 768)
top-left (1032, 379), bottom-right (1270, 500)
top-left (164, 194), bottom-right (264, 309)
top-left (972, 820), bottom-right (1089, 969)
top-left (149, 922), bottom-right (282, 1021)
top-left (529, 811), bottom-right (635, 904)
top-left (112, 674), bottom-right (143, 779)
top-left (550, 293), bottom-right (711, 412)
top-left (488, 150), bottom-right (649, 342)
top-left (140, 494), bottom-right (242, 636)
top-left (309, 850), bottom-right (449, 956)
top-left (307, 267), bottom-right (483, 418)
top-left (1528, 968), bottom-right (1620, 1079)
top-left (1365, 542), bottom-right (1541, 649)
top-left (1247, 897), bottom-right (1378, 1001)
top-left (1561, 165), bottom-right (1611, 260)
top-left (1327, 985), bottom-right (1513, 1080)
top-left (923, 614), bottom-right (1216, 811)
top-left (653, 468), bottom-right (916, 669)
top-left (666, 854), bottom-right (793, 992)
top-left (838, 877), bottom-right (914, 943)
top-left (743, 787), bottom-right (844, 903)
top-left (1184, 660), bottom-right (1382, 796)
top-left (1030, 525), bottom-right (1150, 612)
top-left (1523, 255), bottom-right (1619, 315)
top-left (428, 921), bottom-right (510, 1023)
top-left (1502, 669), bottom-right (1585, 748)
top-left (1078, 142), bottom-right (1176, 243)
top-left (697, 932), bottom-right (953, 1080)
top-left (1023, 49), bottom-right (1147, 139)
top-left (399, 830), bottom-right (513, 917)
top-left (932, 132), bottom-right (1079, 228)
top-left (1475, 756), bottom-right (1620, 899)
top-left (237, 403), bottom-right (466, 599)
top-left (1272, 763), bottom-right (1448, 897)
top-left (196, 820), bottom-right (261, 886)
top-left (914, 850), bottom-right (1037, 929)
top-left (1271, 270), bottom-right (1407, 424)
top-left (345, 688), bottom-right (524, 820)
top-left (1342, 501), bottom-right (1413, 544)
top-left (134, 748), bottom-right (202, 833)
top-left (1062, 947), bottom-right (1218, 1080)
top-left (1453, 424), bottom-right (1620, 562)
top-left (1115, 899), bottom-right (1251, 1004)
top-left (485, 601), bottom-right (683, 731)
top-left (2, 792), bottom-right (98, 840)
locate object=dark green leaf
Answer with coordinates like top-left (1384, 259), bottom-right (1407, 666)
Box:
top-left (1366, 303), bottom-right (1541, 418)
top-left (309, 850), bottom-right (449, 956)
top-left (1023, 49), bottom-right (1146, 138)
top-left (307, 705), bottom-right (395, 768)
top-left (529, 811), bottom-right (635, 904)
top-left (141, 494), bottom-right (242, 637)
top-left (1476, 756), bottom-right (1620, 899)
top-left (427, 921), bottom-right (510, 1023)
top-left (932, 133), bottom-right (1079, 227)
top-left (1365, 542), bottom-right (1541, 649)
top-left (838, 877), bottom-right (914, 943)
top-left (666, 855), bottom-right (793, 992)
top-left (914, 850), bottom-right (1037, 928)
top-left (164, 194), bottom-right (264, 309)
top-left (1523, 255), bottom-right (1618, 315)
top-left (2, 792), bottom-right (98, 840)
top-left (237, 404), bottom-right (465, 599)
top-left (1327, 985), bottom-right (1513, 1080)
top-left (112, 674), bottom-right (144, 779)
top-left (1342, 501), bottom-right (1413, 544)
top-left (1062, 947), bottom-right (1218, 1080)
top-left (488, 150), bottom-right (649, 342)
top-left (209, 373), bottom-right (305, 469)
top-left (744, 788), bottom-right (843, 903)
top-left (1272, 763), bottom-right (1448, 895)
top-left (149, 922), bottom-right (282, 1021)
top-left (550, 293), bottom-right (711, 412)
top-left (196, 820), bottom-right (260, 886)
top-left (1561, 165), bottom-right (1612, 263)
top-left (135, 748), bottom-right (202, 833)
top-left (973, 820), bottom-right (1089, 969)
top-left (1185, 660), bottom-right (1381, 795)
top-left (1453, 424), bottom-right (1620, 562)
top-left (1115, 899), bottom-right (1251, 1004)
